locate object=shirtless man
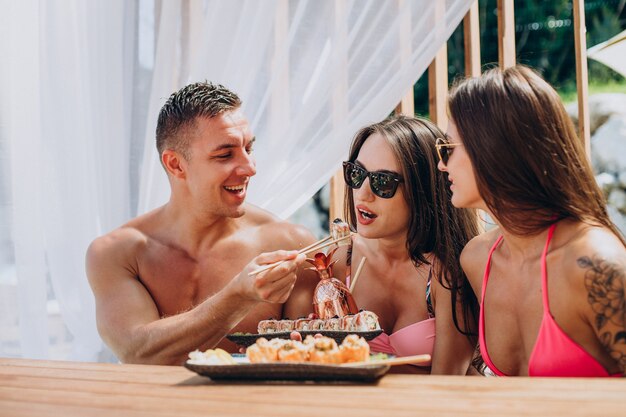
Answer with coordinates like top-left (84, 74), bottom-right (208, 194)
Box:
top-left (86, 82), bottom-right (319, 365)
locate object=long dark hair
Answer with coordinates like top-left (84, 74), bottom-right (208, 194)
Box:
top-left (344, 115), bottom-right (481, 341)
top-left (449, 65), bottom-right (625, 245)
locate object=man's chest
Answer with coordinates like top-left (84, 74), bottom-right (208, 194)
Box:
top-left (136, 241), bottom-right (260, 317)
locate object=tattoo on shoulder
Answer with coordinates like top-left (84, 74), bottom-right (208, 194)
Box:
top-left (578, 255), bottom-right (626, 370)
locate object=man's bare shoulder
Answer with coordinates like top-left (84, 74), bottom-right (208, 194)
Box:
top-left (242, 204), bottom-right (317, 251)
top-left (86, 226), bottom-right (147, 276)
top-left (88, 226), bottom-right (147, 257)
top-left (85, 209), bottom-right (165, 282)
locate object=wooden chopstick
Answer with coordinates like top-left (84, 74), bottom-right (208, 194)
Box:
top-left (247, 235), bottom-right (330, 277)
top-left (297, 235), bottom-right (331, 255)
top-left (340, 354), bottom-right (431, 367)
top-left (349, 257), bottom-right (366, 292)
top-left (247, 234), bottom-right (352, 276)
top-left (299, 233), bottom-right (351, 255)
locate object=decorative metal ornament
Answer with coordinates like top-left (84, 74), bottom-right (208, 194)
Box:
top-left (307, 248), bottom-right (358, 319)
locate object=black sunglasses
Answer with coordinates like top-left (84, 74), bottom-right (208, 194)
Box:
top-left (435, 137), bottom-right (463, 166)
top-left (342, 161), bottom-right (403, 199)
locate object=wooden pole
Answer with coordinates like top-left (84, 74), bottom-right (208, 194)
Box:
top-left (428, 0), bottom-right (448, 130)
top-left (463, 0), bottom-right (481, 77)
top-left (573, 0), bottom-right (591, 157)
top-left (428, 44), bottom-right (448, 131)
top-left (329, 171), bottom-right (345, 224)
top-left (497, 0), bottom-right (516, 68)
top-left (394, 92), bottom-right (415, 116)
top-left (463, 0), bottom-right (487, 232)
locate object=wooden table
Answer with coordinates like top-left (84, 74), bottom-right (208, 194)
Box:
top-left (1, 357), bottom-right (624, 417)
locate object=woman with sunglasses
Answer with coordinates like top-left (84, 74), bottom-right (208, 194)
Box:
top-left (438, 65), bottom-right (625, 377)
top-left (330, 115), bottom-right (480, 374)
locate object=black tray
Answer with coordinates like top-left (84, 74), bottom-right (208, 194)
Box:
top-left (226, 329), bottom-right (383, 347)
top-left (184, 361), bottom-right (390, 382)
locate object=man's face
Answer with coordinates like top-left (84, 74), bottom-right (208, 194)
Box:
top-left (182, 109), bottom-right (256, 218)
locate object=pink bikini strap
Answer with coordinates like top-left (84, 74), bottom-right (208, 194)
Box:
top-left (481, 235), bottom-right (504, 305)
top-left (478, 234), bottom-right (506, 376)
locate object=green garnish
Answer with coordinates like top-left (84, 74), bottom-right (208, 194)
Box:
top-left (369, 353), bottom-right (390, 361)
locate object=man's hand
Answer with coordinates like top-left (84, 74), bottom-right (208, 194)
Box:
top-left (232, 250), bottom-right (307, 304)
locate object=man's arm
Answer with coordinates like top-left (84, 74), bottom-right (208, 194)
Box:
top-left (86, 229), bottom-right (305, 365)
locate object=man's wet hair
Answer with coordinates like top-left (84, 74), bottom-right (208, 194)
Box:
top-left (156, 81), bottom-right (241, 160)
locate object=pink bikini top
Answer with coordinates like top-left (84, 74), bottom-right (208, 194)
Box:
top-left (368, 318), bottom-right (435, 365)
top-left (346, 243), bottom-right (435, 365)
top-left (480, 223), bottom-right (620, 377)
top-left (367, 270), bottom-right (434, 364)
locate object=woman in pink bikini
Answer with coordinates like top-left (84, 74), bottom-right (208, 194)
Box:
top-left (438, 65), bottom-right (626, 377)
top-left (331, 115), bottom-right (480, 374)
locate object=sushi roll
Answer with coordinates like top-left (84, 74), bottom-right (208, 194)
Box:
top-left (278, 319), bottom-right (295, 332)
top-left (340, 334), bottom-right (370, 363)
top-left (308, 336), bottom-right (342, 364)
top-left (276, 340), bottom-right (310, 362)
top-left (330, 218), bottom-right (351, 242)
top-left (294, 318), bottom-right (312, 331)
top-left (247, 337), bottom-right (285, 363)
top-left (323, 316), bottom-right (341, 331)
top-left (309, 319), bottom-right (325, 331)
top-left (340, 315), bottom-right (355, 331)
top-left (257, 319), bottom-right (279, 334)
top-left (352, 310), bottom-right (381, 331)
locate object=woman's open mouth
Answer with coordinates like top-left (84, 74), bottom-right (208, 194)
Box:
top-left (356, 206), bottom-right (377, 225)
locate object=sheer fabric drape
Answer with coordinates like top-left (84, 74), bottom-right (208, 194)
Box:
top-left (0, 0), bottom-right (472, 361)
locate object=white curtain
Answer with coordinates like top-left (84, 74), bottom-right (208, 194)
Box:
top-left (588, 29), bottom-right (626, 79)
top-left (0, 0), bottom-right (472, 362)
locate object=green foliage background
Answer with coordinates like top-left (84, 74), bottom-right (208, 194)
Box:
top-left (413, 0), bottom-right (626, 115)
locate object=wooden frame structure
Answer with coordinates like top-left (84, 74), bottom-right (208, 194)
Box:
top-left (328, 0), bottom-right (591, 224)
